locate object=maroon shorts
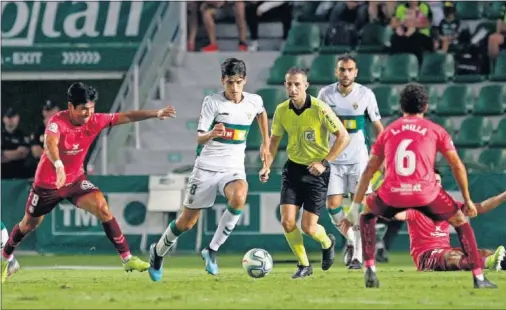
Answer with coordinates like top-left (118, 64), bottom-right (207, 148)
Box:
top-left (25, 175), bottom-right (100, 217)
top-left (366, 187), bottom-right (460, 221)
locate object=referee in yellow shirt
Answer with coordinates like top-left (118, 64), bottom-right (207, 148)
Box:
top-left (260, 68), bottom-right (350, 278)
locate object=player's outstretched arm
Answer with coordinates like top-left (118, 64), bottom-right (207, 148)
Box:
top-left (353, 155), bottom-right (383, 205)
top-left (259, 134), bottom-right (281, 183)
top-left (443, 150), bottom-right (475, 215)
top-left (114, 106), bottom-right (176, 125)
top-left (256, 110), bottom-right (271, 163)
top-left (44, 134), bottom-right (66, 189)
top-left (476, 191), bottom-right (506, 215)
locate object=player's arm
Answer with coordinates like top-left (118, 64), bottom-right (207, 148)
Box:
top-left (114, 106), bottom-right (176, 126)
top-left (197, 97), bottom-right (223, 145)
top-left (44, 121), bottom-right (66, 188)
top-left (322, 106), bottom-right (350, 162)
top-left (366, 90), bottom-right (384, 136)
top-left (353, 154), bottom-right (384, 205)
top-left (255, 97), bottom-right (271, 163)
top-left (394, 211), bottom-right (408, 221)
top-left (477, 191), bottom-right (506, 215)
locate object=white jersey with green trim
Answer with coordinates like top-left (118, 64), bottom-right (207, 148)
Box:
top-left (317, 82), bottom-right (381, 165)
top-left (195, 91), bottom-right (265, 172)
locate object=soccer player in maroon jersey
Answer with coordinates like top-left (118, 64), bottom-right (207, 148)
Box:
top-left (1, 82), bottom-right (176, 283)
top-left (347, 83), bottom-right (497, 288)
top-left (394, 169), bottom-right (506, 272)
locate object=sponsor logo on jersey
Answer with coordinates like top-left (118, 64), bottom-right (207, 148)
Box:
top-left (222, 128), bottom-right (247, 141)
top-left (304, 130), bottom-right (316, 142)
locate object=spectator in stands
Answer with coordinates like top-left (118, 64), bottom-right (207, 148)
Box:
top-left (436, 1), bottom-right (460, 53)
top-left (368, 1), bottom-right (397, 24)
top-left (187, 1), bottom-right (199, 51)
top-left (487, 2), bottom-right (506, 63)
top-left (329, 1), bottom-right (369, 31)
top-left (428, 1), bottom-right (444, 27)
top-left (200, 1), bottom-right (248, 52)
top-left (390, 1), bottom-right (434, 64)
top-left (245, 1), bottom-right (292, 51)
top-left (26, 100), bottom-right (60, 177)
top-left (1, 108), bottom-right (29, 179)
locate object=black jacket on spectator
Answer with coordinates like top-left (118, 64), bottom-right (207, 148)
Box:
top-left (1, 127), bottom-right (29, 179)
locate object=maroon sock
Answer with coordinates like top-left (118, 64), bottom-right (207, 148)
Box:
top-left (102, 217), bottom-right (131, 260)
top-left (455, 223), bottom-right (483, 273)
top-left (360, 214), bottom-right (377, 266)
top-left (2, 224), bottom-right (26, 260)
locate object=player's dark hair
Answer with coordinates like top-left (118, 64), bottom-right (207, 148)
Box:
top-left (286, 67), bottom-right (307, 77)
top-left (399, 83), bottom-right (428, 115)
top-left (337, 54), bottom-right (357, 66)
top-left (67, 82), bottom-right (98, 106)
top-left (221, 58), bottom-right (246, 78)
top-left (434, 168), bottom-right (442, 176)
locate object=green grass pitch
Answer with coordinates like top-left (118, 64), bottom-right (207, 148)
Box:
top-left (2, 253), bottom-right (506, 309)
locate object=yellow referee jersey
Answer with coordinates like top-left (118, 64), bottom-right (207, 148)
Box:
top-left (271, 94), bottom-right (341, 165)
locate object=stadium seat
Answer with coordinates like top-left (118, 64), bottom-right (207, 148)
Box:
top-left (279, 133), bottom-right (289, 149)
top-left (435, 85), bottom-right (473, 116)
top-left (437, 149), bottom-right (477, 173)
top-left (308, 54), bottom-right (338, 85)
top-left (256, 88), bottom-right (286, 118)
top-left (246, 124), bottom-right (263, 150)
top-left (372, 86), bottom-right (399, 117)
top-left (426, 86), bottom-right (439, 113)
top-left (307, 86), bottom-right (320, 97)
top-left (477, 149), bottom-right (506, 172)
top-left (454, 116), bottom-right (493, 148)
top-left (490, 51), bottom-right (506, 82)
top-left (473, 84), bottom-right (506, 115)
top-left (483, 1), bottom-right (505, 20)
top-left (355, 53), bottom-right (382, 84)
top-left (296, 2), bottom-right (326, 22)
top-left (381, 54), bottom-right (419, 83)
top-left (358, 23), bottom-right (391, 53)
top-left (282, 23), bottom-right (321, 55)
top-left (489, 118), bottom-right (506, 148)
top-left (418, 53), bottom-right (455, 83)
top-left (455, 1), bottom-right (482, 19)
top-left (267, 55), bottom-right (306, 85)
top-left (427, 116), bottom-right (455, 135)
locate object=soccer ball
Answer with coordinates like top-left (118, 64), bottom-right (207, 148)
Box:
top-left (242, 248), bottom-right (273, 278)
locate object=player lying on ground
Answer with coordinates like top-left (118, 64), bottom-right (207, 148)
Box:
top-left (318, 55), bottom-right (384, 269)
top-left (148, 58), bottom-right (270, 281)
top-left (394, 169), bottom-right (506, 272)
top-left (1, 222), bottom-right (19, 278)
top-left (260, 68), bottom-right (350, 278)
top-left (347, 83), bottom-right (496, 289)
top-left (1, 82), bottom-right (176, 283)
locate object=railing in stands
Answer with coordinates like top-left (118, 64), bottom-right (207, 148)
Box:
top-left (87, 2), bottom-right (187, 175)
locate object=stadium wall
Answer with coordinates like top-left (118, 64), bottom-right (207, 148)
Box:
top-left (1, 173), bottom-right (505, 255)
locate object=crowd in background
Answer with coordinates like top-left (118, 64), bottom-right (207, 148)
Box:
top-left (1, 101), bottom-right (60, 180)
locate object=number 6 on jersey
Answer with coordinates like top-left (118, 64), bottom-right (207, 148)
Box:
top-left (395, 139), bottom-right (416, 176)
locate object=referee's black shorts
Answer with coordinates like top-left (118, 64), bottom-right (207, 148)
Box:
top-left (280, 159), bottom-right (330, 216)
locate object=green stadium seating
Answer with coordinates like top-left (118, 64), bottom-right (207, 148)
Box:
top-left (473, 84), bottom-right (506, 115)
top-left (358, 23), bottom-right (392, 53)
top-left (490, 51), bottom-right (506, 82)
top-left (256, 88), bottom-right (286, 118)
top-left (427, 116), bottom-right (455, 135)
top-left (296, 2), bottom-right (326, 22)
top-left (483, 1), bottom-right (505, 20)
top-left (355, 53), bottom-right (382, 84)
top-left (308, 54), bottom-right (338, 85)
top-left (454, 116), bottom-right (493, 148)
top-left (373, 86), bottom-right (399, 117)
top-left (489, 118), bottom-right (506, 148)
top-left (435, 85), bottom-right (473, 116)
top-left (246, 124), bottom-right (263, 150)
top-left (381, 54), bottom-right (419, 83)
top-left (267, 55), bottom-right (306, 85)
top-left (279, 133), bottom-right (289, 149)
top-left (437, 149), bottom-right (477, 173)
top-left (426, 86), bottom-right (439, 113)
top-left (307, 86), bottom-right (320, 97)
top-left (453, 74), bottom-right (486, 83)
top-left (477, 149), bottom-right (506, 172)
top-left (419, 53), bottom-right (455, 83)
top-left (455, 1), bottom-right (483, 20)
top-left (282, 23), bottom-right (321, 55)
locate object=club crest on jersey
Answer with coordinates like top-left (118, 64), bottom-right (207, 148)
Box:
top-left (246, 112), bottom-right (253, 120)
top-left (304, 130), bottom-right (316, 142)
top-left (352, 103), bottom-right (358, 110)
top-left (48, 122), bottom-right (58, 133)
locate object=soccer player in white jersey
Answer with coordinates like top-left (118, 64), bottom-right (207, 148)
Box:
top-left (148, 58), bottom-right (270, 281)
top-left (1, 222), bottom-right (20, 277)
top-left (317, 55), bottom-right (384, 269)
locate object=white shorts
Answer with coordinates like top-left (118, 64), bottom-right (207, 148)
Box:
top-left (327, 162), bottom-right (372, 196)
top-left (1, 228), bottom-right (8, 249)
top-left (183, 167), bottom-right (246, 209)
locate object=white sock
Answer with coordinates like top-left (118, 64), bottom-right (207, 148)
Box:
top-left (352, 227), bottom-right (362, 262)
top-left (156, 220), bottom-right (182, 256)
top-left (209, 207), bottom-right (242, 251)
top-left (346, 227), bottom-right (356, 245)
top-left (329, 207), bottom-right (355, 244)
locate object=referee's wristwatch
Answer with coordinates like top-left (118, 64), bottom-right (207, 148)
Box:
top-left (321, 159), bottom-right (330, 170)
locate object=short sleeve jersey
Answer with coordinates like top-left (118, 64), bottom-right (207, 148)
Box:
top-left (195, 91), bottom-right (265, 172)
top-left (271, 94), bottom-right (341, 166)
top-left (34, 111), bottom-right (119, 188)
top-left (318, 82), bottom-right (381, 164)
top-left (371, 116), bottom-right (456, 207)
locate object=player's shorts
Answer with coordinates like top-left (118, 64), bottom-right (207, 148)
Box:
top-left (183, 166), bottom-right (246, 209)
top-left (366, 187), bottom-right (459, 221)
top-left (25, 175), bottom-right (101, 218)
top-left (280, 159), bottom-right (330, 216)
top-left (327, 162), bottom-right (372, 196)
top-left (1, 226), bottom-right (8, 249)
